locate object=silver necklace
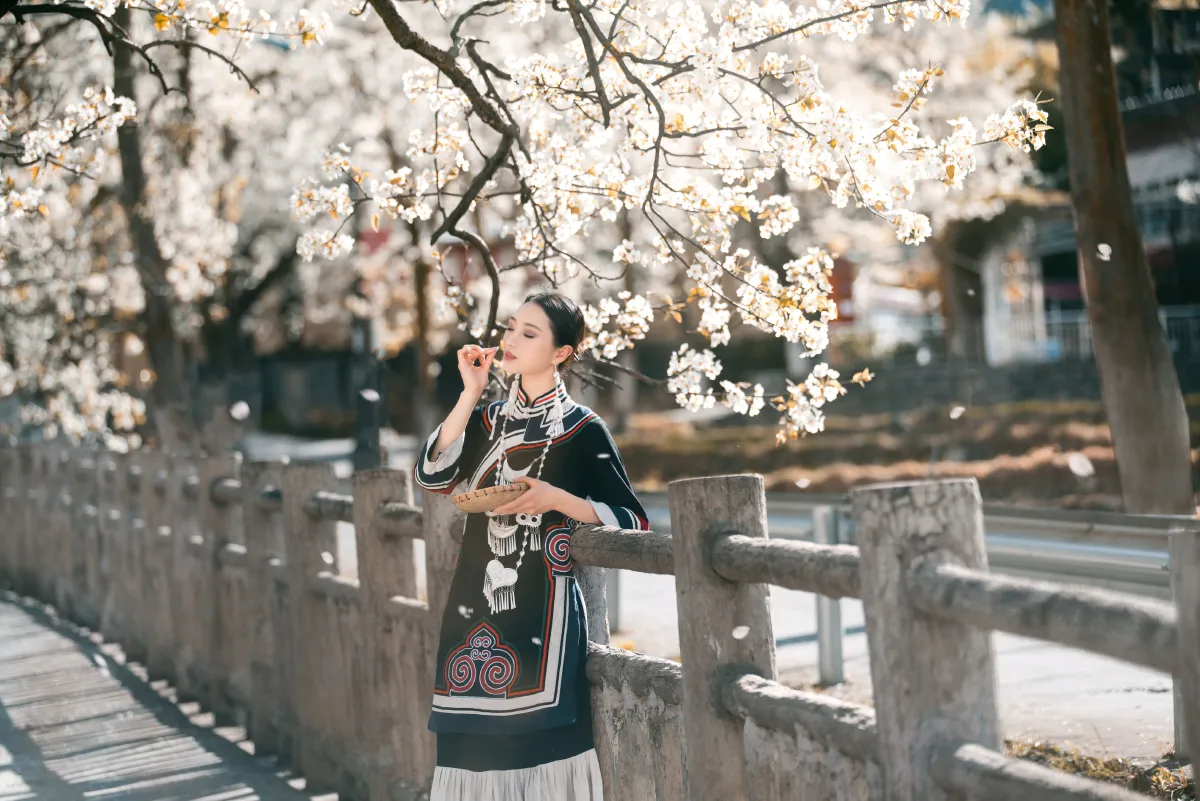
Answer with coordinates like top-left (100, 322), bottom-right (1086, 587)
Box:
top-left (481, 374), bottom-right (565, 614)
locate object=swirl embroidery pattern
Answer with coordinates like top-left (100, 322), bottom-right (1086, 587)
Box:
top-left (446, 622), bottom-right (519, 697)
top-left (544, 525), bottom-right (573, 575)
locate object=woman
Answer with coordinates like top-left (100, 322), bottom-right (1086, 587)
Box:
top-left (414, 291), bottom-right (648, 800)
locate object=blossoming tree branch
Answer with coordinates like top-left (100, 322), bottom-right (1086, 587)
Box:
top-left (1, 0), bottom-right (330, 446)
top-left (294, 0), bottom-right (1049, 441)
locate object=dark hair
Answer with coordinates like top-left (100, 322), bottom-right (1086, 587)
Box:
top-left (524, 291), bottom-right (586, 372)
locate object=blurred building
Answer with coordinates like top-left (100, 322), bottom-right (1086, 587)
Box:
top-left (1015, 0), bottom-right (1200, 365)
top-left (871, 0), bottom-right (1200, 368)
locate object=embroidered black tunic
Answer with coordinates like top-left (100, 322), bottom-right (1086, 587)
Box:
top-left (414, 381), bottom-right (647, 776)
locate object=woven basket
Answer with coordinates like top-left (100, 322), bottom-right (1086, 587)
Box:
top-left (451, 483), bottom-right (529, 514)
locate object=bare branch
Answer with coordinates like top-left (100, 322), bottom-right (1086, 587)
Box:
top-left (368, 0), bottom-right (517, 137)
top-left (431, 131), bottom-right (514, 243)
top-left (731, 0), bottom-right (911, 52)
top-left (228, 240), bottom-right (299, 323)
top-left (448, 0), bottom-right (507, 56)
top-left (465, 38), bottom-right (513, 81)
top-left (576, 354), bottom-right (661, 387)
top-left (565, 0), bottom-right (612, 126)
top-left (142, 39), bottom-right (260, 92)
top-left (6, 4), bottom-right (262, 96)
top-left (449, 226), bottom-right (502, 345)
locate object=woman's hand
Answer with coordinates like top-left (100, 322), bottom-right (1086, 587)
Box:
top-left (457, 344), bottom-right (497, 399)
top-left (492, 477), bottom-right (567, 516)
top-left (492, 477), bottom-right (603, 524)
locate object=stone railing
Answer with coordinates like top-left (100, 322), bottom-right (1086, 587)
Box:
top-left (1, 441), bottom-right (1197, 801)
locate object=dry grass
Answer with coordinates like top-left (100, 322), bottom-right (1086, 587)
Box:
top-left (1006, 740), bottom-right (1194, 799)
top-left (619, 396), bottom-right (1200, 508)
top-left (777, 674), bottom-right (1193, 797)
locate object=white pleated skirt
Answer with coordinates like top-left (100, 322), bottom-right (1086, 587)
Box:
top-left (429, 747), bottom-right (604, 801)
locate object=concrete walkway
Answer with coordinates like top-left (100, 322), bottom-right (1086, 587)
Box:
top-left (0, 595), bottom-right (322, 801)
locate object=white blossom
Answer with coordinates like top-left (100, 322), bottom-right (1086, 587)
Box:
top-left (2, 0), bottom-right (1051, 444)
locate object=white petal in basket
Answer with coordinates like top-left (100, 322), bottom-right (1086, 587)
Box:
top-left (483, 559), bottom-right (520, 614)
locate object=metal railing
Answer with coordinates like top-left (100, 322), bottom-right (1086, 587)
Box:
top-left (820, 304), bottom-right (1200, 365)
top-left (1045, 304), bottom-right (1200, 361)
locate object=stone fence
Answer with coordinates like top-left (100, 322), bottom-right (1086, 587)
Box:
top-left (1, 442), bottom-right (1198, 801)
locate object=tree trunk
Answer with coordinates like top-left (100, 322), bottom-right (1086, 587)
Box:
top-left (112, 7), bottom-right (195, 452)
top-left (933, 221), bottom-right (980, 362)
top-left (1054, 0), bottom-right (1193, 516)
top-left (199, 243), bottom-right (298, 383)
top-left (1055, 3), bottom-right (1196, 756)
top-left (413, 255), bottom-right (436, 436)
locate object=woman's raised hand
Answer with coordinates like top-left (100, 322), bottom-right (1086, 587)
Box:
top-left (457, 344), bottom-right (497, 398)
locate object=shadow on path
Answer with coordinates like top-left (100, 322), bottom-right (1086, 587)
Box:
top-left (0, 593), bottom-right (323, 801)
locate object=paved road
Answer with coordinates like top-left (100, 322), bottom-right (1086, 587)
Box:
top-left (0, 595), bottom-right (325, 801)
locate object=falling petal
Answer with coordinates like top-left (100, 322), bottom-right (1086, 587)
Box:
top-left (949, 405), bottom-right (966, 420)
top-left (1067, 452), bottom-right (1095, 478)
top-left (732, 625), bottom-right (750, 640)
top-left (794, 478), bottom-right (811, 489)
top-left (458, 605), bottom-right (472, 618)
top-left (532, 637), bottom-right (542, 646)
top-left (852, 369), bottom-right (873, 386)
top-left (1097, 243), bottom-right (1112, 262)
top-left (360, 388), bottom-right (380, 402)
top-left (321, 551), bottom-right (334, 565)
top-left (597, 453), bottom-right (611, 460)
top-left (229, 401), bottom-right (250, 421)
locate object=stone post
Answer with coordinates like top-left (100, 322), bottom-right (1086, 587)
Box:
top-left (669, 474), bottom-right (776, 801)
top-left (851, 479), bottom-right (1001, 801)
top-left (354, 468), bottom-right (419, 801)
top-left (282, 462), bottom-right (340, 792)
top-left (242, 460), bottom-right (286, 754)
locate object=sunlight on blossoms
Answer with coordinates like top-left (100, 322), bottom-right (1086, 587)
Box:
top-left (66, 0), bottom-right (332, 45)
top-left (581, 293), bottom-right (654, 361)
top-left (293, 0), bottom-right (1040, 441)
top-left (1, 87), bottom-right (135, 224)
top-left (1, 0), bottom-right (339, 445)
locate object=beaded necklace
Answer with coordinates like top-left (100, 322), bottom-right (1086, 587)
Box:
top-left (481, 373), bottom-right (565, 614)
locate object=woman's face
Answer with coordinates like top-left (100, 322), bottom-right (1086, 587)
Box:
top-left (499, 302), bottom-right (570, 375)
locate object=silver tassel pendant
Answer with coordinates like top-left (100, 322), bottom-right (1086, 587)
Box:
top-left (483, 559), bottom-right (518, 614)
top-left (516, 513), bottom-right (543, 552)
top-left (551, 375), bottom-right (566, 438)
top-left (506, 375), bottom-right (521, 414)
top-left (487, 513), bottom-right (520, 557)
top-left (490, 586), bottom-right (515, 613)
